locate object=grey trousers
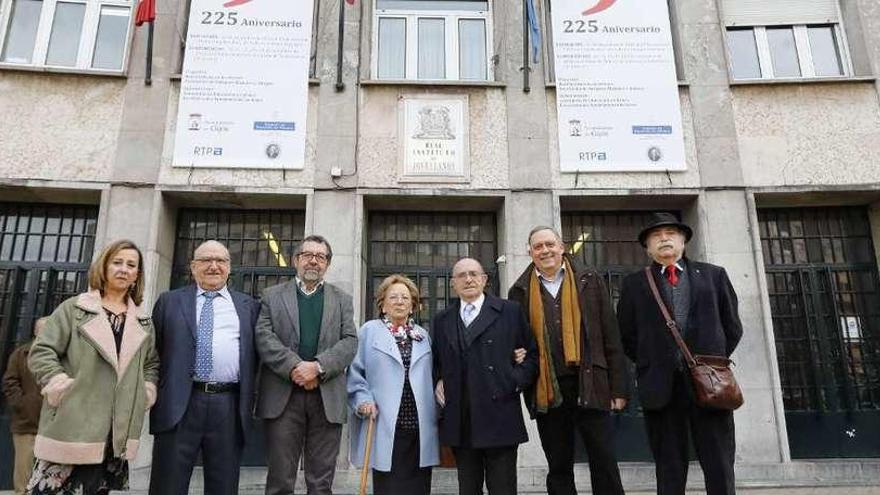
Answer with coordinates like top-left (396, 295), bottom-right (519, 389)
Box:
top-left (265, 388), bottom-right (342, 495)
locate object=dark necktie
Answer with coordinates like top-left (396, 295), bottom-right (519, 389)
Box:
top-left (666, 265), bottom-right (679, 286)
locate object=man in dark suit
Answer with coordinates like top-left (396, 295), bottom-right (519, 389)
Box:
top-left (149, 240), bottom-right (260, 495)
top-left (432, 257), bottom-right (538, 495)
top-left (617, 212), bottom-right (743, 495)
top-left (255, 234), bottom-right (358, 495)
top-left (508, 226), bottom-right (628, 495)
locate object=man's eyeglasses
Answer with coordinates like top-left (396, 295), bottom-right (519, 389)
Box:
top-left (298, 252), bottom-right (329, 263)
top-left (452, 271), bottom-right (485, 281)
top-left (194, 257), bottom-right (230, 265)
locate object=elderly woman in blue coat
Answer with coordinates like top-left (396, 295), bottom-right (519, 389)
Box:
top-left (347, 274), bottom-right (439, 494)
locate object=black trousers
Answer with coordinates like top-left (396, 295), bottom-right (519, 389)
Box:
top-left (149, 390), bottom-right (243, 495)
top-left (643, 371), bottom-right (736, 495)
top-left (535, 376), bottom-right (624, 495)
top-left (373, 429), bottom-right (432, 495)
top-left (452, 445), bottom-right (518, 495)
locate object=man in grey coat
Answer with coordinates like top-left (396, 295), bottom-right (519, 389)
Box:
top-left (255, 235), bottom-right (358, 495)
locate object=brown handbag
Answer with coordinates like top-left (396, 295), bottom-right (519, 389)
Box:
top-left (644, 268), bottom-right (744, 410)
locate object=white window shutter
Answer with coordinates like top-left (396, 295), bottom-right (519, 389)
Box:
top-left (720, 0), bottom-right (839, 26)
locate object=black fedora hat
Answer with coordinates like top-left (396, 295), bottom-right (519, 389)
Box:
top-left (638, 212), bottom-right (693, 247)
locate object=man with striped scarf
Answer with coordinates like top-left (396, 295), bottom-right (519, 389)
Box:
top-left (508, 226), bottom-right (628, 495)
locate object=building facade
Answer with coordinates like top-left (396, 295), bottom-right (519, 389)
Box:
top-left (1, 0), bottom-right (879, 490)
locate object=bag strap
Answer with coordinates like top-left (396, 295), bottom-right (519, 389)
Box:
top-left (644, 267), bottom-right (697, 368)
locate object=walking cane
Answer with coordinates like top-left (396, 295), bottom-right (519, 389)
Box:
top-left (359, 414), bottom-right (376, 495)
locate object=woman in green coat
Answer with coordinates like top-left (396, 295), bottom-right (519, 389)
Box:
top-left (27, 239), bottom-right (159, 495)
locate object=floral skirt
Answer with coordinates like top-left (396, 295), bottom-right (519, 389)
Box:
top-left (27, 455), bottom-right (128, 495)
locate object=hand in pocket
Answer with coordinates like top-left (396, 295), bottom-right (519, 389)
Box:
top-left (42, 373), bottom-right (74, 408)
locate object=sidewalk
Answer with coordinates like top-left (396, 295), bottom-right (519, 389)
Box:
top-left (4, 460), bottom-right (879, 494)
top-left (4, 487), bottom-right (875, 494)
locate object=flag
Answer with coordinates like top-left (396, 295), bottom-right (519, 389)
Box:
top-left (134, 0), bottom-right (156, 26)
top-left (526, 0), bottom-right (541, 63)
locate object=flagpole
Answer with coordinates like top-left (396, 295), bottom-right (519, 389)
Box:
top-left (522, 0), bottom-right (531, 93)
top-left (145, 20), bottom-right (154, 86)
top-left (336, 0), bottom-right (346, 92)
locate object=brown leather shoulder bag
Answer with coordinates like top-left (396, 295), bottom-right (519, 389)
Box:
top-left (644, 268), bottom-right (744, 410)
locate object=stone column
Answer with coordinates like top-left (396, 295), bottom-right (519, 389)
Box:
top-left (307, 189), bottom-right (362, 471)
top-left (499, 0), bottom-right (554, 189)
top-left (503, 190), bottom-right (555, 467)
top-left (675, 0), bottom-right (744, 188)
top-left (695, 189), bottom-right (787, 463)
top-left (676, 0), bottom-right (786, 463)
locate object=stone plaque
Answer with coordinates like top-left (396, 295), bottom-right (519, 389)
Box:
top-left (399, 95), bottom-right (469, 182)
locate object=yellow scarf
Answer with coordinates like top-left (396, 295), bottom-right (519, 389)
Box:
top-left (528, 259), bottom-right (582, 413)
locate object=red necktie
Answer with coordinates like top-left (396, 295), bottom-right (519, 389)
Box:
top-left (666, 265), bottom-right (679, 286)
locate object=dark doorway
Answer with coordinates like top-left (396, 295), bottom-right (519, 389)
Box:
top-left (759, 206), bottom-right (880, 458)
top-left (0, 203), bottom-right (98, 489)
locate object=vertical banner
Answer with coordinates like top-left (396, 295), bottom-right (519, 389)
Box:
top-left (173, 0), bottom-right (314, 169)
top-left (551, 0), bottom-right (686, 172)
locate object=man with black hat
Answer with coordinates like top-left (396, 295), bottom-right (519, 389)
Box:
top-left (617, 212), bottom-right (743, 495)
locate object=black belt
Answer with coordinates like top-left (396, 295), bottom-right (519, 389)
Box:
top-left (193, 381), bottom-right (239, 394)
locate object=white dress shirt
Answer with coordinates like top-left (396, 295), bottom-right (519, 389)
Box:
top-left (196, 285), bottom-right (241, 383)
top-left (660, 261), bottom-right (685, 275)
top-left (537, 265), bottom-right (566, 298)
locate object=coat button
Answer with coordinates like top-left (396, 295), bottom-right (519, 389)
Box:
top-left (585, 368), bottom-right (591, 374)
top-left (487, 365), bottom-right (495, 372)
top-left (485, 339), bottom-right (493, 344)
top-left (491, 394), bottom-right (498, 401)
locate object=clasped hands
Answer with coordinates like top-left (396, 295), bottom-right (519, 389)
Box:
top-left (289, 361), bottom-right (321, 390)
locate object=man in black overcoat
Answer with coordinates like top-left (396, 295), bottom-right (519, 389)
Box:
top-left (617, 213), bottom-right (743, 495)
top-left (432, 257), bottom-right (538, 495)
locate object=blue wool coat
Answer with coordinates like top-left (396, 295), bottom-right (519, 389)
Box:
top-left (347, 319), bottom-right (440, 471)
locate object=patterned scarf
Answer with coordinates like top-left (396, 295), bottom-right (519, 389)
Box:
top-left (528, 258), bottom-right (582, 413)
top-left (383, 316), bottom-right (423, 343)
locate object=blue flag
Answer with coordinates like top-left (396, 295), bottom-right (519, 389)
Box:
top-left (526, 0), bottom-right (542, 63)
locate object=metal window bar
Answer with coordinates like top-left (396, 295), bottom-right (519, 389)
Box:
top-left (170, 209), bottom-right (306, 299)
top-left (759, 207), bottom-right (880, 413)
top-left (366, 211), bottom-right (498, 330)
top-left (562, 211), bottom-right (666, 304)
top-left (0, 204), bottom-right (97, 410)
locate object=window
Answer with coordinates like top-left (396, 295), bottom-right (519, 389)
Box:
top-left (0, 0), bottom-right (132, 71)
top-left (372, 0), bottom-right (492, 81)
top-left (720, 0), bottom-right (849, 81)
top-left (171, 209), bottom-right (306, 296)
top-left (726, 24), bottom-right (848, 80)
top-left (366, 211), bottom-right (498, 329)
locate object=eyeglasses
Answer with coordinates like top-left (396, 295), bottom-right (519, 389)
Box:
top-left (298, 252), bottom-right (329, 263)
top-left (386, 294), bottom-right (412, 303)
top-left (452, 271), bottom-right (485, 281)
top-left (194, 257), bottom-right (230, 265)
